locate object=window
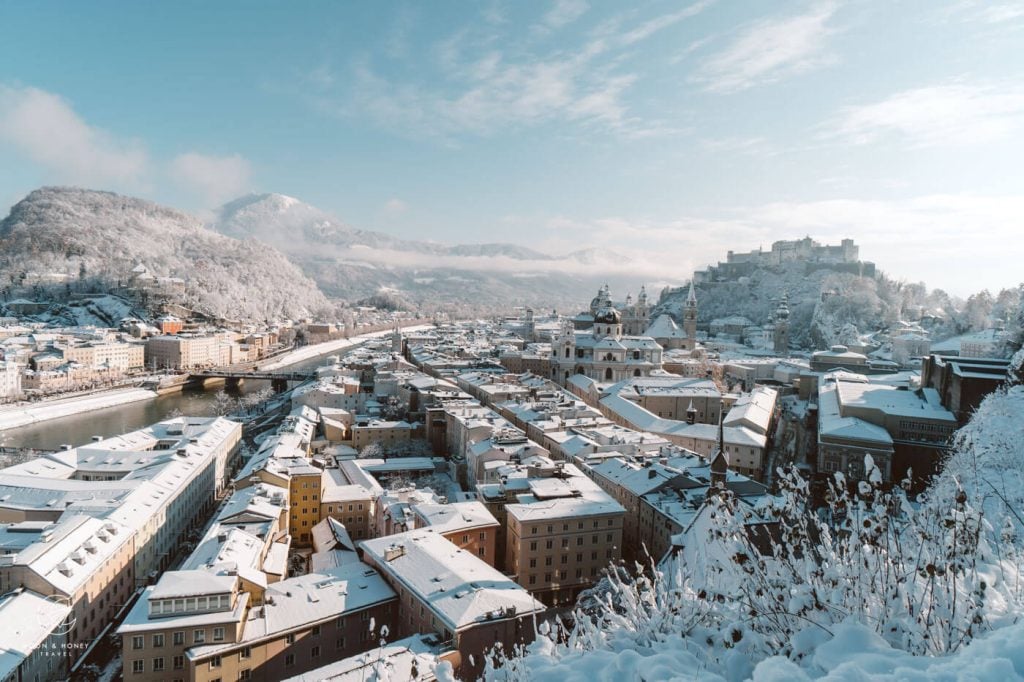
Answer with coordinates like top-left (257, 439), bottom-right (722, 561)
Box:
top-left (132, 636), bottom-right (144, 650)
top-left (528, 575), bottom-right (536, 585)
top-left (239, 670), bottom-right (251, 681)
top-left (240, 646), bottom-right (251, 660)
top-left (132, 660), bottom-right (144, 674)
top-left (173, 655), bottom-right (184, 670)
top-left (286, 633), bottom-right (296, 645)
top-left (213, 627), bottom-right (225, 642)
top-left (173, 632), bottom-right (184, 646)
top-left (529, 541), bottom-right (537, 551)
top-left (336, 637), bottom-right (346, 650)
top-left (153, 658), bottom-right (164, 672)
top-left (311, 646), bottom-right (321, 658)
top-left (462, 534), bottom-right (469, 543)
top-left (529, 558), bottom-right (537, 568)
top-left (210, 656), bottom-right (222, 669)
top-left (312, 625), bottom-right (321, 636)
top-left (478, 546), bottom-right (486, 557)
top-left (545, 540), bottom-right (553, 550)
top-left (336, 616), bottom-right (346, 629)
top-left (479, 531), bottom-right (486, 540)
top-left (285, 654), bottom-right (295, 668)
top-left (152, 633), bottom-right (164, 648)
top-left (193, 629), bottom-right (205, 644)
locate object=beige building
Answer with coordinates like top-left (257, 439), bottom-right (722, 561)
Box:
top-left (361, 530), bottom-right (546, 680)
top-left (145, 335), bottom-right (231, 370)
top-left (61, 341), bottom-right (145, 371)
top-left (411, 501), bottom-right (499, 567)
top-left (504, 477), bottom-right (625, 606)
top-left (349, 419), bottom-right (414, 450)
top-left (119, 563), bottom-right (398, 682)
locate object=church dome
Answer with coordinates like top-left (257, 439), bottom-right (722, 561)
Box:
top-left (594, 307), bottom-right (622, 324)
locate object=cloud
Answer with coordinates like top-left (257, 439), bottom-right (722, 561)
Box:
top-left (332, 3), bottom-right (712, 140)
top-left (383, 198), bottom-right (408, 215)
top-left (169, 152), bottom-right (252, 206)
top-left (826, 82), bottom-right (1024, 147)
top-left (0, 85), bottom-right (149, 187)
top-left (619, 0), bottom-right (716, 46)
top-left (540, 0), bottom-right (589, 30)
top-left (693, 2), bottom-right (840, 93)
top-left (519, 192), bottom-right (1024, 296)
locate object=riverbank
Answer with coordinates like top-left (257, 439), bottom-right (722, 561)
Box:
top-left (0, 324), bottom-right (435, 434)
top-left (0, 388), bottom-right (157, 432)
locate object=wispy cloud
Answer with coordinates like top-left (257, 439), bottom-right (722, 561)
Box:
top-left (693, 2), bottom-right (840, 93)
top-left (328, 3), bottom-right (712, 140)
top-left (382, 198), bottom-right (408, 216)
top-left (539, 0), bottom-right (589, 31)
top-left (169, 152), bottom-right (252, 207)
top-left (0, 85), bottom-right (149, 188)
top-left (827, 82), bottom-right (1024, 147)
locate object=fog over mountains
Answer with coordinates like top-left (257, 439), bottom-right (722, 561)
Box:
top-left (211, 192), bottom-right (643, 311)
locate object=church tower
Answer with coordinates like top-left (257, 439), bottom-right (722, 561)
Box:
top-left (683, 281), bottom-right (698, 351)
top-left (636, 285), bottom-right (649, 334)
top-left (524, 307), bottom-right (535, 343)
top-left (773, 293), bottom-right (790, 355)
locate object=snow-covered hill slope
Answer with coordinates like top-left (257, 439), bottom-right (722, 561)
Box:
top-left (0, 187), bottom-right (332, 321)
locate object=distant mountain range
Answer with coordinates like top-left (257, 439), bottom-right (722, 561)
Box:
top-left (210, 193), bottom-right (639, 312)
top-left (0, 188), bottom-right (646, 321)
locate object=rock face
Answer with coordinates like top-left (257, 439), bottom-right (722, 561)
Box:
top-left (0, 187), bottom-right (332, 321)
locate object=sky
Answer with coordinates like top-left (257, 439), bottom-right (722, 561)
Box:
top-left (0, 0), bottom-right (1022, 297)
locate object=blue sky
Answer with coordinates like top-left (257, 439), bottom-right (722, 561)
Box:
top-left (1, 0), bottom-right (1022, 296)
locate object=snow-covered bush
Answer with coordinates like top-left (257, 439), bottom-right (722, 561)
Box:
top-left (488, 384), bottom-right (1024, 680)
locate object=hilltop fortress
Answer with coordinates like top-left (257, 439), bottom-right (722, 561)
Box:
top-left (694, 237), bottom-right (874, 283)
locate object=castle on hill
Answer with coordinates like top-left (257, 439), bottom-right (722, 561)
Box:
top-left (694, 237), bottom-right (874, 283)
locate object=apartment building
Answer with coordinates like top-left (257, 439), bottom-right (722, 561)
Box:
top-left (503, 465), bottom-right (625, 606)
top-left (411, 501), bottom-right (499, 567)
top-left (361, 530), bottom-right (546, 679)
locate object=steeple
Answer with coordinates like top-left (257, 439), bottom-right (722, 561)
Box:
top-left (638, 285), bottom-right (648, 306)
top-left (683, 281), bottom-right (698, 351)
top-left (709, 411), bottom-right (727, 490)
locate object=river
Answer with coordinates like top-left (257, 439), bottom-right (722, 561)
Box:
top-left (0, 351), bottom-right (341, 450)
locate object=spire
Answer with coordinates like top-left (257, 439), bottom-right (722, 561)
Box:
top-left (710, 410), bottom-right (727, 489)
top-left (686, 281), bottom-right (697, 307)
top-left (638, 285), bottom-right (647, 304)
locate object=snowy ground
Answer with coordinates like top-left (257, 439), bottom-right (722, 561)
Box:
top-left (0, 387), bottom-right (156, 431)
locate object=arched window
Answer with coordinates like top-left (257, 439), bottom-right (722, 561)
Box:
top-left (604, 353), bottom-right (614, 361)
top-left (604, 368), bottom-right (613, 380)
top-left (633, 369), bottom-right (641, 376)
top-left (576, 367), bottom-right (585, 375)
top-left (564, 347), bottom-right (570, 358)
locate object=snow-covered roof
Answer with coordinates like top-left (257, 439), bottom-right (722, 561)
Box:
top-left (281, 634), bottom-right (447, 682)
top-left (0, 589), bottom-right (71, 680)
top-left (360, 529), bottom-right (545, 632)
top-left (412, 501), bottom-right (499, 534)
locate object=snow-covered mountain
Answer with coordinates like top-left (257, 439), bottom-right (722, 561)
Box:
top-left (0, 187), bottom-right (332, 321)
top-left (210, 193), bottom-right (641, 311)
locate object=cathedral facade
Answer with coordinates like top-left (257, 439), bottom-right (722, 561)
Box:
top-left (552, 290), bottom-right (664, 385)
